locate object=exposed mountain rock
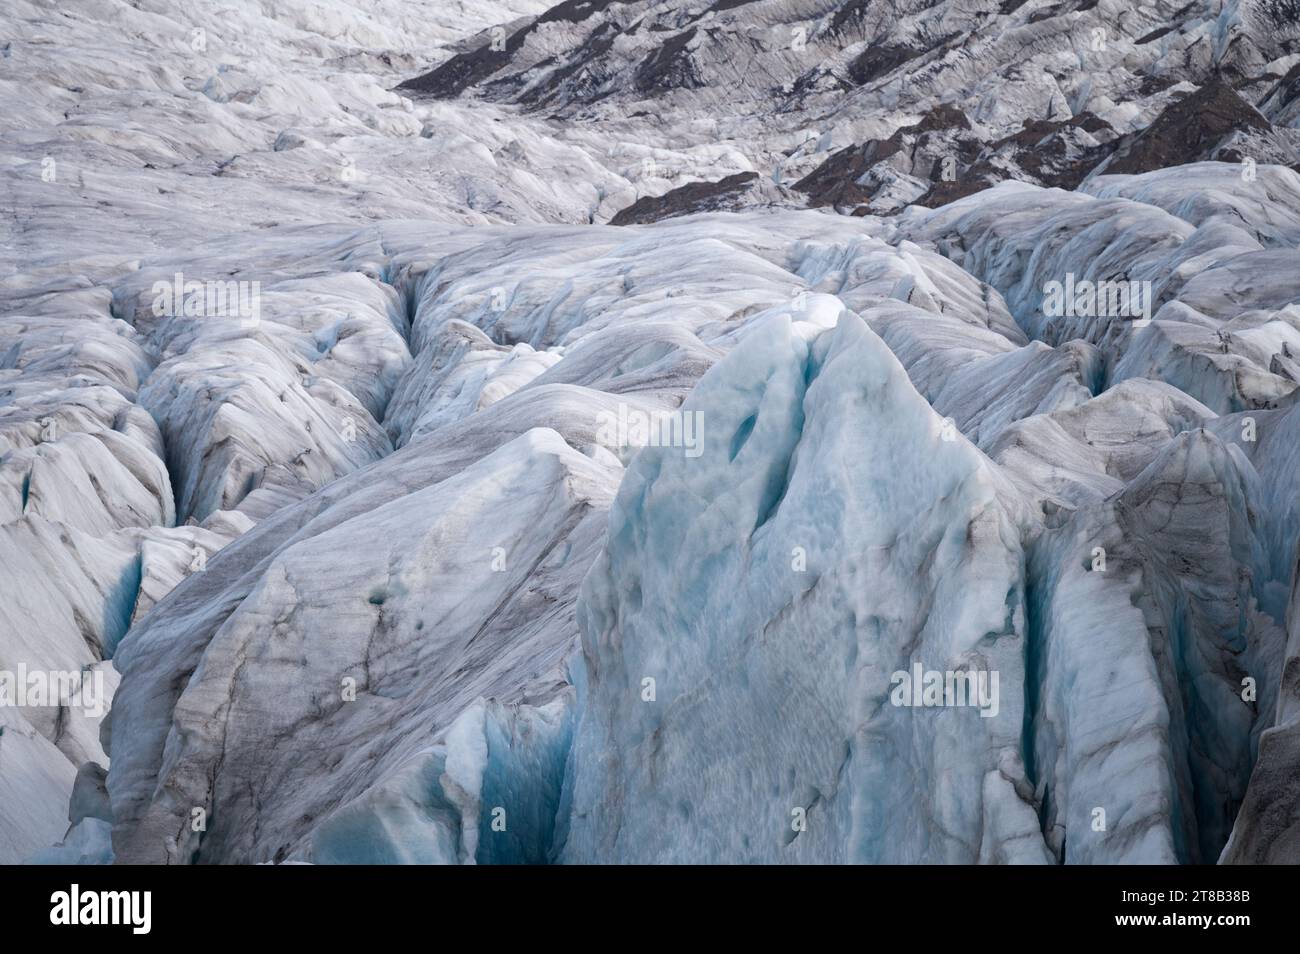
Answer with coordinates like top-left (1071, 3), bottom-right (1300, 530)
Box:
top-left (610, 170), bottom-right (764, 223)
top-left (792, 145), bottom-right (876, 209)
top-left (1099, 78), bottom-right (1274, 176)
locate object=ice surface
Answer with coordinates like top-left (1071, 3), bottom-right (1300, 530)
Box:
top-left (563, 310), bottom-right (1051, 863)
top-left (5, 0), bottom-right (1300, 867)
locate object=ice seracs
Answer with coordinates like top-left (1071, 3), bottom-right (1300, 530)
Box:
top-left (563, 310), bottom-right (1050, 864)
top-left (5, 0), bottom-right (1300, 867)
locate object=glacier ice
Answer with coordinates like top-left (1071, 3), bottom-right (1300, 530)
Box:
top-left (5, 0), bottom-right (1300, 868)
top-left (563, 309), bottom-right (1051, 864)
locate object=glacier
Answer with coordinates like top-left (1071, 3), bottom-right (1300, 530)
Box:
top-left (3, 0), bottom-right (1300, 866)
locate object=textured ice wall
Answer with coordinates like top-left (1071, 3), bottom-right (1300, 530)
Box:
top-left (562, 311), bottom-right (1051, 863)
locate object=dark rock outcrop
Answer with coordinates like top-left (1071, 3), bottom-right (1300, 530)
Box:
top-left (610, 171), bottom-right (760, 224)
top-left (792, 145), bottom-right (875, 209)
top-left (1100, 79), bottom-right (1272, 176)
